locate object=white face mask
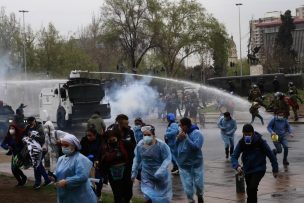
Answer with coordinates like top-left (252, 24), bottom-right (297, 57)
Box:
top-left (277, 116), bottom-right (284, 120)
top-left (9, 129), bottom-right (15, 135)
top-left (44, 128), bottom-right (50, 134)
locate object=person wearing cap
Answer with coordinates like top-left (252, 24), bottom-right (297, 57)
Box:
top-left (131, 125), bottom-right (172, 203)
top-left (217, 112), bottom-right (237, 159)
top-left (87, 111), bottom-right (106, 135)
top-left (24, 116), bottom-right (51, 189)
top-left (99, 129), bottom-right (135, 203)
top-left (174, 117), bottom-right (204, 203)
top-left (267, 112), bottom-right (292, 166)
top-left (164, 113), bottom-right (179, 174)
top-left (231, 124), bottom-right (278, 203)
top-left (288, 90), bottom-right (303, 121)
top-left (54, 132), bottom-right (97, 203)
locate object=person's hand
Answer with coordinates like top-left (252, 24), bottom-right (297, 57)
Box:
top-left (273, 172), bottom-right (278, 178)
top-left (290, 133), bottom-right (294, 138)
top-left (94, 161), bottom-right (99, 169)
top-left (236, 166), bottom-right (243, 174)
top-left (56, 179), bottom-right (67, 188)
top-left (131, 177), bottom-right (135, 183)
top-left (48, 176), bottom-right (55, 182)
top-left (177, 131), bottom-right (186, 140)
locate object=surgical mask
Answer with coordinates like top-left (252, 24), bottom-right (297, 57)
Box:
top-left (276, 116), bottom-right (284, 120)
top-left (9, 129), bottom-right (15, 135)
top-left (44, 128), bottom-right (49, 134)
top-left (244, 136), bottom-right (252, 145)
top-left (62, 147), bottom-right (74, 156)
top-left (143, 136), bottom-right (153, 145)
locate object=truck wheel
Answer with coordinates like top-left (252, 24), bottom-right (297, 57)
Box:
top-left (57, 108), bottom-right (67, 130)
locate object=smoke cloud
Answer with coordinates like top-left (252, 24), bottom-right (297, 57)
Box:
top-left (106, 76), bottom-right (161, 120)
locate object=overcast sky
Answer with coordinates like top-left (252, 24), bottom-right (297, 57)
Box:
top-left (1, 0), bottom-right (303, 59)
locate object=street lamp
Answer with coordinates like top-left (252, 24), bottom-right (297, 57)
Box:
top-left (236, 3), bottom-right (243, 76)
top-left (19, 10), bottom-right (29, 79)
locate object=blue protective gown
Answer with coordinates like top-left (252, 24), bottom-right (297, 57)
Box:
top-left (55, 152), bottom-right (97, 203)
top-left (132, 138), bottom-right (172, 203)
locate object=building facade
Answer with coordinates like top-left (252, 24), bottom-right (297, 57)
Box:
top-left (249, 7), bottom-right (304, 72)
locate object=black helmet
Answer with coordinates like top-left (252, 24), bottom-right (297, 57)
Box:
top-left (288, 82), bottom-right (294, 87)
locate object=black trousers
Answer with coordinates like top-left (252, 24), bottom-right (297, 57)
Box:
top-left (245, 171), bottom-right (265, 203)
top-left (11, 156), bottom-right (26, 183)
top-left (108, 168), bottom-right (133, 203)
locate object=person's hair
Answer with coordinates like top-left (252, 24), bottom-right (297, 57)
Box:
top-left (141, 125), bottom-right (155, 135)
top-left (27, 116), bottom-right (36, 123)
top-left (180, 117), bottom-right (192, 129)
top-left (242, 123), bottom-right (254, 133)
top-left (223, 112), bottom-right (231, 117)
top-left (104, 130), bottom-right (118, 140)
top-left (115, 114), bottom-right (128, 122)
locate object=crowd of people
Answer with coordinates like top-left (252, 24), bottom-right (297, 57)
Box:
top-left (0, 80), bottom-right (301, 203)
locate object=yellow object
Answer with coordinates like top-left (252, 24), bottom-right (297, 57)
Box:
top-left (271, 134), bottom-right (279, 142)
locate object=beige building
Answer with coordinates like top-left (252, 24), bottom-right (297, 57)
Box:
top-left (296, 6), bottom-right (304, 18)
top-left (227, 36), bottom-right (238, 66)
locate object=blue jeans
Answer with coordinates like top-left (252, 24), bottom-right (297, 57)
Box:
top-left (273, 135), bottom-right (288, 160)
top-left (221, 134), bottom-right (234, 149)
top-left (34, 152), bottom-right (50, 185)
top-left (179, 164), bottom-right (204, 202)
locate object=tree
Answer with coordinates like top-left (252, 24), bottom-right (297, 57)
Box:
top-left (208, 19), bottom-right (229, 77)
top-left (274, 10), bottom-right (296, 73)
top-left (101, 0), bottom-right (159, 72)
top-left (155, 0), bottom-right (211, 77)
top-left (36, 23), bottom-right (63, 75)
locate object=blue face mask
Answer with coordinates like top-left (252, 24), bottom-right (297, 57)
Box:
top-left (244, 136), bottom-right (252, 145)
top-left (143, 136), bottom-right (153, 145)
top-left (62, 147), bottom-right (74, 156)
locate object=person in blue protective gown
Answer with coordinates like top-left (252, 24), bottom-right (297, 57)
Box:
top-left (131, 125), bottom-right (172, 203)
top-left (55, 132), bottom-right (97, 203)
top-left (174, 117), bottom-right (204, 203)
top-left (164, 113), bottom-right (180, 174)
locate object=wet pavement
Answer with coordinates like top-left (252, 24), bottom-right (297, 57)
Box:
top-left (1, 111), bottom-right (304, 202)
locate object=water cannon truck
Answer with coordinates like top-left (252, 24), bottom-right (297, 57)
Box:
top-left (39, 70), bottom-right (111, 129)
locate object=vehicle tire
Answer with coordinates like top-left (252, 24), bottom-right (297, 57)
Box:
top-left (57, 107), bottom-right (67, 130)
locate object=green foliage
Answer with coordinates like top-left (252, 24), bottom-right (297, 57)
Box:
top-left (208, 19), bottom-right (229, 77)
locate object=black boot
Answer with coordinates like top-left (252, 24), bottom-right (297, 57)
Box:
top-left (198, 195), bottom-right (204, 203)
top-left (225, 147), bottom-right (229, 159)
top-left (283, 159), bottom-right (290, 166)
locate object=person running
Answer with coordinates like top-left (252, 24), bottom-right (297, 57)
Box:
top-left (1, 124), bottom-right (27, 186)
top-left (174, 117), bottom-right (204, 203)
top-left (99, 130), bottom-right (134, 203)
top-left (288, 90), bottom-right (303, 121)
top-left (249, 100), bottom-right (264, 125)
top-left (24, 116), bottom-right (51, 189)
top-left (55, 132), bottom-right (97, 203)
top-left (231, 124), bottom-right (278, 203)
top-left (217, 112), bottom-right (237, 159)
top-left (80, 126), bottom-right (103, 199)
top-left (165, 113), bottom-right (180, 174)
top-left (132, 125), bottom-right (172, 203)
top-left (267, 112), bottom-right (293, 166)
